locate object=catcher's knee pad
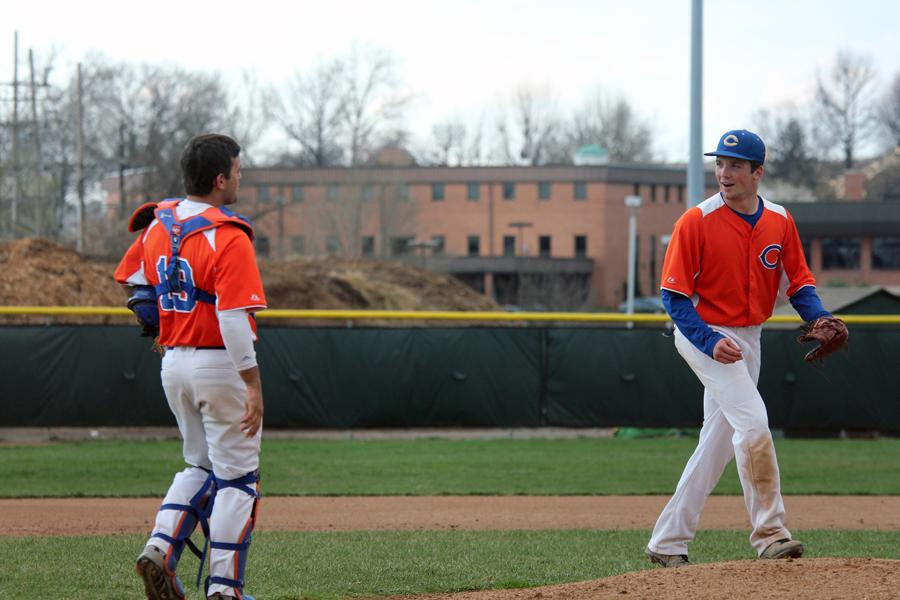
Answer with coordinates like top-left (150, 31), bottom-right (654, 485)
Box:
top-left (152, 467), bottom-right (216, 575)
top-left (205, 470), bottom-right (260, 596)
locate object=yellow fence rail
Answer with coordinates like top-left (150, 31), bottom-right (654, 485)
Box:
top-left (1, 306), bottom-right (900, 324)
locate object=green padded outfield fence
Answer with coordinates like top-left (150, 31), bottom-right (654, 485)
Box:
top-left (1, 308), bottom-right (898, 431)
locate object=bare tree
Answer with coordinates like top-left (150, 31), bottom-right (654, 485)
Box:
top-left (881, 72), bottom-right (900, 148)
top-left (815, 51), bottom-right (879, 168)
top-left (494, 84), bottom-right (566, 166)
top-left (269, 59), bottom-right (347, 166)
top-left (422, 114), bottom-right (489, 166)
top-left (570, 90), bottom-right (654, 163)
top-left (342, 46), bottom-right (413, 166)
top-left (753, 106), bottom-right (819, 191)
top-left (0, 45), bottom-right (79, 242)
top-left (429, 118), bottom-right (467, 166)
top-left (63, 56), bottom-right (265, 255)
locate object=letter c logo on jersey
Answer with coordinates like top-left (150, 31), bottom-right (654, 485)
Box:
top-left (758, 244), bottom-right (782, 270)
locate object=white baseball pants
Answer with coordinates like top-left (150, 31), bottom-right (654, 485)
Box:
top-left (648, 325), bottom-right (791, 557)
top-left (147, 347), bottom-right (261, 597)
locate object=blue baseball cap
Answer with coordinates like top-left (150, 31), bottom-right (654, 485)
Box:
top-left (704, 129), bottom-right (766, 163)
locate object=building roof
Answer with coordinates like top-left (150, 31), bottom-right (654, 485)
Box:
top-left (772, 286), bottom-right (900, 319)
top-left (242, 163), bottom-right (717, 187)
top-left (781, 201), bottom-right (900, 236)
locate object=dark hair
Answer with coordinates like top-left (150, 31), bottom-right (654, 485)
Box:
top-left (750, 161), bottom-right (763, 173)
top-left (181, 134), bottom-right (241, 196)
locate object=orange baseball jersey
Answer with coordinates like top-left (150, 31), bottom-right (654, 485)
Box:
top-left (660, 194), bottom-right (815, 327)
top-left (115, 200), bottom-right (267, 347)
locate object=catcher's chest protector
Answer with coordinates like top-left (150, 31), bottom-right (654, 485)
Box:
top-left (153, 199), bottom-right (254, 306)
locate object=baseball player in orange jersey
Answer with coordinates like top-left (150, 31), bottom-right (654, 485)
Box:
top-left (646, 129), bottom-right (834, 567)
top-left (115, 134), bottom-right (266, 599)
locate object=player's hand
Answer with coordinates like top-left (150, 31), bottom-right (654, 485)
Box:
top-left (713, 337), bottom-right (743, 364)
top-left (240, 383), bottom-right (264, 437)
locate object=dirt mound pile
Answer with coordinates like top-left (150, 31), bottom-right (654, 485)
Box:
top-left (260, 256), bottom-right (497, 311)
top-left (381, 558), bottom-right (900, 600)
top-left (0, 239), bottom-right (127, 324)
top-left (0, 239), bottom-right (498, 324)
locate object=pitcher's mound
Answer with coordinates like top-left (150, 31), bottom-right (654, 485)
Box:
top-left (384, 558), bottom-right (900, 600)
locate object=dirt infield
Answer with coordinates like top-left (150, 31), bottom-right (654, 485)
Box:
top-left (4, 495), bottom-right (899, 599)
top-left (2, 495), bottom-right (900, 536)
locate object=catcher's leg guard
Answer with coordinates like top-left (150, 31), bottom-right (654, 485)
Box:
top-left (204, 470), bottom-right (260, 599)
top-left (140, 467), bottom-right (216, 598)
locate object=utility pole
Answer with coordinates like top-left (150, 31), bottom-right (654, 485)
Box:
top-left (119, 122), bottom-right (127, 219)
top-left (11, 31), bottom-right (19, 237)
top-left (76, 63), bottom-right (86, 253)
top-left (29, 48), bottom-right (44, 238)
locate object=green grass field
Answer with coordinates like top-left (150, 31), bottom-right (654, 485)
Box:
top-left (3, 437), bottom-right (900, 497)
top-left (2, 437), bottom-right (899, 598)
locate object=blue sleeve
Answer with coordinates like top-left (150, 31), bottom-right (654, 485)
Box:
top-left (661, 289), bottom-right (725, 358)
top-left (788, 286), bottom-right (831, 322)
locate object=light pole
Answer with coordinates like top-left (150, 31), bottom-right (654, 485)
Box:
top-left (508, 221), bottom-right (533, 256)
top-left (688, 0), bottom-right (704, 208)
top-left (624, 195), bottom-right (642, 314)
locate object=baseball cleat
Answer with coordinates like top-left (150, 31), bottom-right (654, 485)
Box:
top-left (760, 538), bottom-right (804, 559)
top-left (135, 544), bottom-right (187, 600)
top-left (645, 546), bottom-right (690, 567)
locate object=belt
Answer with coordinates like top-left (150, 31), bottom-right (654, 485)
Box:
top-left (164, 346), bottom-right (226, 350)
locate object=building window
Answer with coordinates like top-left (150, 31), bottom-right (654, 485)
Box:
top-left (256, 235), bottom-right (271, 258)
top-left (391, 236), bottom-right (414, 256)
top-left (326, 235), bottom-right (340, 255)
top-left (574, 181), bottom-right (587, 200)
top-left (431, 235), bottom-right (445, 255)
top-left (257, 185), bottom-right (270, 203)
top-left (291, 235), bottom-right (305, 255)
top-left (873, 237), bottom-right (900, 269)
top-left (467, 235), bottom-right (480, 257)
top-left (650, 184), bottom-right (657, 203)
top-left (432, 183), bottom-right (445, 201)
top-left (801, 237), bottom-right (812, 264)
top-left (503, 235), bottom-right (515, 257)
top-left (633, 183), bottom-right (640, 196)
top-left (361, 235), bottom-right (375, 256)
top-left (362, 184), bottom-right (375, 201)
top-left (678, 185), bottom-right (684, 203)
top-left (291, 184), bottom-right (304, 202)
top-left (467, 182), bottom-right (480, 201)
top-left (664, 185), bottom-right (671, 203)
top-left (575, 235), bottom-right (587, 258)
top-left (327, 184), bottom-right (340, 201)
top-left (821, 237), bottom-right (861, 270)
top-left (503, 182), bottom-right (516, 200)
top-left (539, 235), bottom-right (551, 258)
top-left (398, 183), bottom-right (410, 201)
top-left (539, 182), bottom-right (551, 200)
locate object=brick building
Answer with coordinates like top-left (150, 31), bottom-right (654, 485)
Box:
top-left (104, 164), bottom-right (900, 310)
top-left (235, 164), bottom-right (719, 309)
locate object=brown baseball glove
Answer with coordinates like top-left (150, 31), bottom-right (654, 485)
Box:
top-left (797, 316), bottom-right (848, 363)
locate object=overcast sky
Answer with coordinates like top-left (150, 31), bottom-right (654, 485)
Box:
top-left (3, 0), bottom-right (899, 162)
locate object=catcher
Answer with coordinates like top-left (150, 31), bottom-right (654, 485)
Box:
top-left (115, 134), bottom-right (266, 600)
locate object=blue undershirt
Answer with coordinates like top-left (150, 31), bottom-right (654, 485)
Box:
top-left (662, 197), bottom-right (830, 358)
